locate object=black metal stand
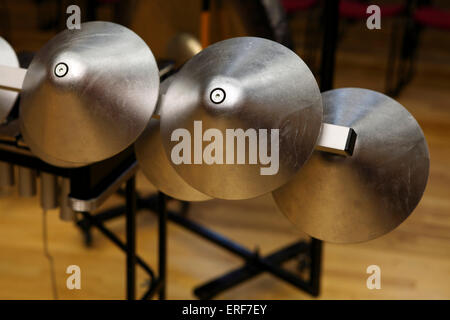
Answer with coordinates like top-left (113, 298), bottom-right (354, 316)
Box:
top-left (79, 192), bottom-right (322, 299)
top-left (125, 177), bottom-right (137, 300)
top-left (164, 205), bottom-right (321, 299)
top-left (76, 186), bottom-right (167, 300)
top-left (157, 192), bottom-right (167, 300)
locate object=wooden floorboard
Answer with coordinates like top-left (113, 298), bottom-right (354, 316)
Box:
top-left (0, 0), bottom-right (449, 299)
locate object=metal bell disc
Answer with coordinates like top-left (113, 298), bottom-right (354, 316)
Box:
top-left (160, 37), bottom-right (323, 200)
top-left (166, 33), bottom-right (202, 68)
top-left (19, 21), bottom-right (159, 166)
top-left (135, 77), bottom-right (211, 202)
top-left (273, 88), bottom-right (430, 243)
top-left (135, 119), bottom-right (212, 201)
top-left (21, 122), bottom-right (88, 168)
top-left (0, 37), bottom-right (20, 122)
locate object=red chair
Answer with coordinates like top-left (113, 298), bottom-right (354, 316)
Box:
top-left (414, 6), bottom-right (450, 30)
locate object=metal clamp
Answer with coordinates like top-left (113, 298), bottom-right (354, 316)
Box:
top-left (316, 123), bottom-right (357, 156)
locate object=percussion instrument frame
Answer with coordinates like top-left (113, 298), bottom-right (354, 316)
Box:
top-left (0, 0), bottom-right (341, 300)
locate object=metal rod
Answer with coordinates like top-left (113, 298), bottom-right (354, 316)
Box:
top-left (59, 178), bottom-right (75, 221)
top-left (309, 238), bottom-right (322, 296)
top-left (168, 210), bottom-right (251, 258)
top-left (308, 0), bottom-right (340, 297)
top-left (125, 177), bottom-right (136, 300)
top-left (79, 211), bottom-right (155, 280)
top-left (76, 199), bottom-right (163, 301)
top-left (0, 161), bottom-right (14, 187)
top-left (40, 172), bottom-right (59, 210)
top-left (95, 194), bottom-right (319, 298)
top-left (141, 278), bottom-right (163, 300)
top-left (319, 0), bottom-right (339, 91)
top-left (18, 166), bottom-right (36, 197)
top-left (167, 211), bottom-right (315, 293)
top-left (158, 192), bottom-right (167, 300)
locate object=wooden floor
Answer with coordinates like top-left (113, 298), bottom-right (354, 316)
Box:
top-left (0, 1), bottom-right (449, 299)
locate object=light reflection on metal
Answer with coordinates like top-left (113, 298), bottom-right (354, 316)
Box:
top-left (160, 37), bottom-right (323, 200)
top-left (19, 21), bottom-right (160, 167)
top-left (273, 88), bottom-right (430, 243)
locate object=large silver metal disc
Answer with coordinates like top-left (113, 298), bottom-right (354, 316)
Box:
top-left (273, 88), bottom-right (430, 243)
top-left (0, 37), bottom-right (20, 123)
top-left (160, 37), bottom-right (323, 200)
top-left (135, 77), bottom-right (211, 201)
top-left (19, 21), bottom-right (159, 165)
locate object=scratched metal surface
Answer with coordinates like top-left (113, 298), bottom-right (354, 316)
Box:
top-left (19, 21), bottom-right (159, 166)
top-left (273, 88), bottom-right (430, 243)
top-left (136, 76), bottom-right (211, 202)
top-left (160, 37), bottom-right (323, 200)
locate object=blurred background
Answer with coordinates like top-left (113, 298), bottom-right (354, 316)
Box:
top-left (0, 0), bottom-right (449, 299)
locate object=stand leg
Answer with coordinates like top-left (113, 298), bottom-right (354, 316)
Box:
top-left (126, 177), bottom-right (136, 300)
top-left (168, 211), bottom-right (314, 294)
top-left (194, 241), bottom-right (309, 299)
top-left (309, 238), bottom-right (322, 296)
top-left (303, 0), bottom-right (338, 297)
top-left (158, 192), bottom-right (167, 300)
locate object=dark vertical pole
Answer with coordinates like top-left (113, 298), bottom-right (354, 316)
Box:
top-left (310, 0), bottom-right (340, 297)
top-left (319, 0), bottom-right (340, 91)
top-left (201, 0), bottom-right (211, 48)
top-left (86, 0), bottom-right (97, 21)
top-left (125, 177), bottom-right (136, 300)
top-left (309, 238), bottom-right (322, 296)
top-left (158, 192), bottom-right (167, 300)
